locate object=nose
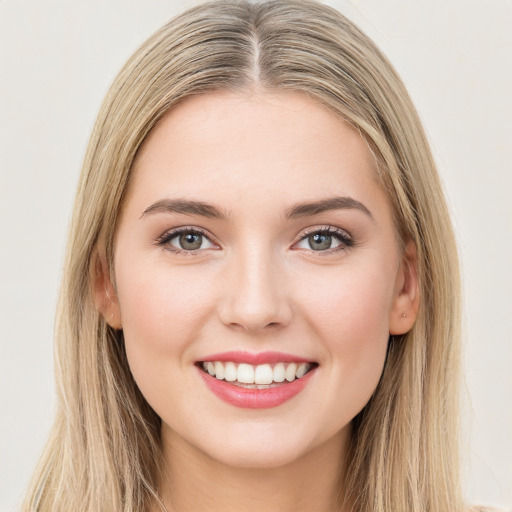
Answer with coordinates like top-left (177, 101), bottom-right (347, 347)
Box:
top-left (217, 243), bottom-right (293, 333)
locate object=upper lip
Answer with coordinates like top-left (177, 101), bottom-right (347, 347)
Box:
top-left (198, 350), bottom-right (315, 365)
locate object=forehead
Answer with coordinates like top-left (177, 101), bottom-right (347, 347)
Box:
top-left (127, 90), bottom-right (387, 219)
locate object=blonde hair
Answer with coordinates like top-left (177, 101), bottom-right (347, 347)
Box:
top-left (24, 1), bottom-right (463, 510)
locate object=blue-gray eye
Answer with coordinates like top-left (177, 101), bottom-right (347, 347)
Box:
top-left (295, 229), bottom-right (351, 252)
top-left (166, 230), bottom-right (215, 251)
top-left (308, 233), bottom-right (333, 250)
top-left (180, 232), bottom-right (203, 250)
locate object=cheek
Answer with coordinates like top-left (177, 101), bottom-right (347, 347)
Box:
top-left (118, 260), bottom-right (214, 336)
top-left (114, 261), bottom-right (216, 394)
top-left (297, 260), bottom-right (394, 343)
top-left (295, 262), bottom-right (393, 409)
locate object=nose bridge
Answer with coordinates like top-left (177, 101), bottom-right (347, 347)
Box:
top-left (219, 238), bottom-right (291, 331)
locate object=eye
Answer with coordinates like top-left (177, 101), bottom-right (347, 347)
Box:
top-left (156, 228), bottom-right (217, 253)
top-left (294, 227), bottom-right (353, 252)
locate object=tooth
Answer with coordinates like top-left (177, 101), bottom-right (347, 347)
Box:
top-left (214, 361), bottom-right (224, 380)
top-left (237, 363), bottom-right (255, 384)
top-left (296, 363), bottom-right (309, 378)
top-left (224, 362), bottom-right (237, 382)
top-left (285, 363), bottom-right (297, 382)
top-left (273, 363), bottom-right (285, 382)
top-left (254, 364), bottom-right (273, 385)
top-left (204, 360), bottom-right (311, 384)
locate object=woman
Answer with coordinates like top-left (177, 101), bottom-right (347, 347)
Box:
top-left (22, 0), bottom-right (479, 510)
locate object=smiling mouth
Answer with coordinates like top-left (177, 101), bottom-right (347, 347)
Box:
top-left (197, 361), bottom-right (318, 389)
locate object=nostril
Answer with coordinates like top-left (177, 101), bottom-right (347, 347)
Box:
top-left (222, 316), bottom-right (287, 333)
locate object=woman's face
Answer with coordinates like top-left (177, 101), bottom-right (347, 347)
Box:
top-left (105, 91), bottom-right (417, 468)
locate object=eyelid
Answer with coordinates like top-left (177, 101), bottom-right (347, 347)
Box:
top-left (297, 224), bottom-right (352, 239)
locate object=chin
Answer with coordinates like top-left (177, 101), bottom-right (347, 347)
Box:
top-left (205, 440), bottom-right (310, 470)
top-left (192, 419), bottom-right (341, 471)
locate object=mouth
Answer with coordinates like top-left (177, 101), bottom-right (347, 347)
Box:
top-left (196, 361), bottom-right (317, 389)
top-left (195, 355), bottom-right (318, 409)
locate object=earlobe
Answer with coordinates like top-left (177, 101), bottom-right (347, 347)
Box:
top-left (389, 240), bottom-right (420, 335)
top-left (91, 248), bottom-right (122, 330)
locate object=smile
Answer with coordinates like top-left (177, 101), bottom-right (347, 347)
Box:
top-left (196, 352), bottom-right (318, 409)
top-left (199, 361), bottom-right (314, 387)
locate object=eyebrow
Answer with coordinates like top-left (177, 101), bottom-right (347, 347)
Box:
top-left (140, 195), bottom-right (373, 221)
top-left (284, 196), bottom-right (373, 220)
top-left (141, 198), bottom-right (228, 220)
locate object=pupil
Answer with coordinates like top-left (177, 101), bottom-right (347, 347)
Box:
top-left (309, 233), bottom-right (332, 250)
top-left (180, 232), bottom-right (202, 250)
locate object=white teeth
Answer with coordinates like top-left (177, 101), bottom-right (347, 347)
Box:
top-left (237, 363), bottom-right (255, 384)
top-left (296, 363), bottom-right (308, 379)
top-left (285, 363), bottom-right (297, 382)
top-left (273, 362), bottom-right (285, 383)
top-left (201, 360), bottom-right (313, 385)
top-left (224, 362), bottom-right (237, 382)
top-left (214, 361), bottom-right (224, 380)
top-left (254, 364), bottom-right (273, 385)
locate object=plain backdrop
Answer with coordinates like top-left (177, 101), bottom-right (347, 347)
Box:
top-left (0, 0), bottom-right (510, 510)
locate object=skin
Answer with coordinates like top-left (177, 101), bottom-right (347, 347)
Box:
top-left (95, 90), bottom-right (419, 511)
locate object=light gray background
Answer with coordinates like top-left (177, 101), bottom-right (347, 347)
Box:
top-left (0, 1), bottom-right (510, 510)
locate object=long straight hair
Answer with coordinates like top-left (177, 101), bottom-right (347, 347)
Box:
top-left (24, 1), bottom-right (463, 510)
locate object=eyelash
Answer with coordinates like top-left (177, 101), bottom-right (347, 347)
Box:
top-left (155, 225), bottom-right (354, 255)
top-left (155, 226), bottom-right (219, 256)
top-left (294, 225), bottom-right (354, 254)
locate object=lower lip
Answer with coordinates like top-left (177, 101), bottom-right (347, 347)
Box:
top-left (197, 366), bottom-right (316, 409)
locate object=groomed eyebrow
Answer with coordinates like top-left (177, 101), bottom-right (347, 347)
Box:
top-left (140, 199), bottom-right (228, 220)
top-left (141, 196), bottom-right (373, 222)
top-left (285, 196), bottom-right (373, 220)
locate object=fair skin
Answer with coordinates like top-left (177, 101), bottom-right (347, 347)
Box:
top-left (95, 90), bottom-right (419, 511)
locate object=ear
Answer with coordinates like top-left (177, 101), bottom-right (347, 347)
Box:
top-left (91, 247), bottom-right (122, 330)
top-left (389, 240), bottom-right (420, 335)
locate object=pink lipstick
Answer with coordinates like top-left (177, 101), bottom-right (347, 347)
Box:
top-left (196, 351), bottom-right (317, 409)
top-left (201, 350), bottom-right (311, 365)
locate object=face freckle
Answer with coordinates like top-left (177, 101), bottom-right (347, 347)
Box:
top-left (111, 90), bottom-right (408, 470)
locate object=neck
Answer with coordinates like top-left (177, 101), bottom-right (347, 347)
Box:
top-left (155, 424), bottom-right (351, 512)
